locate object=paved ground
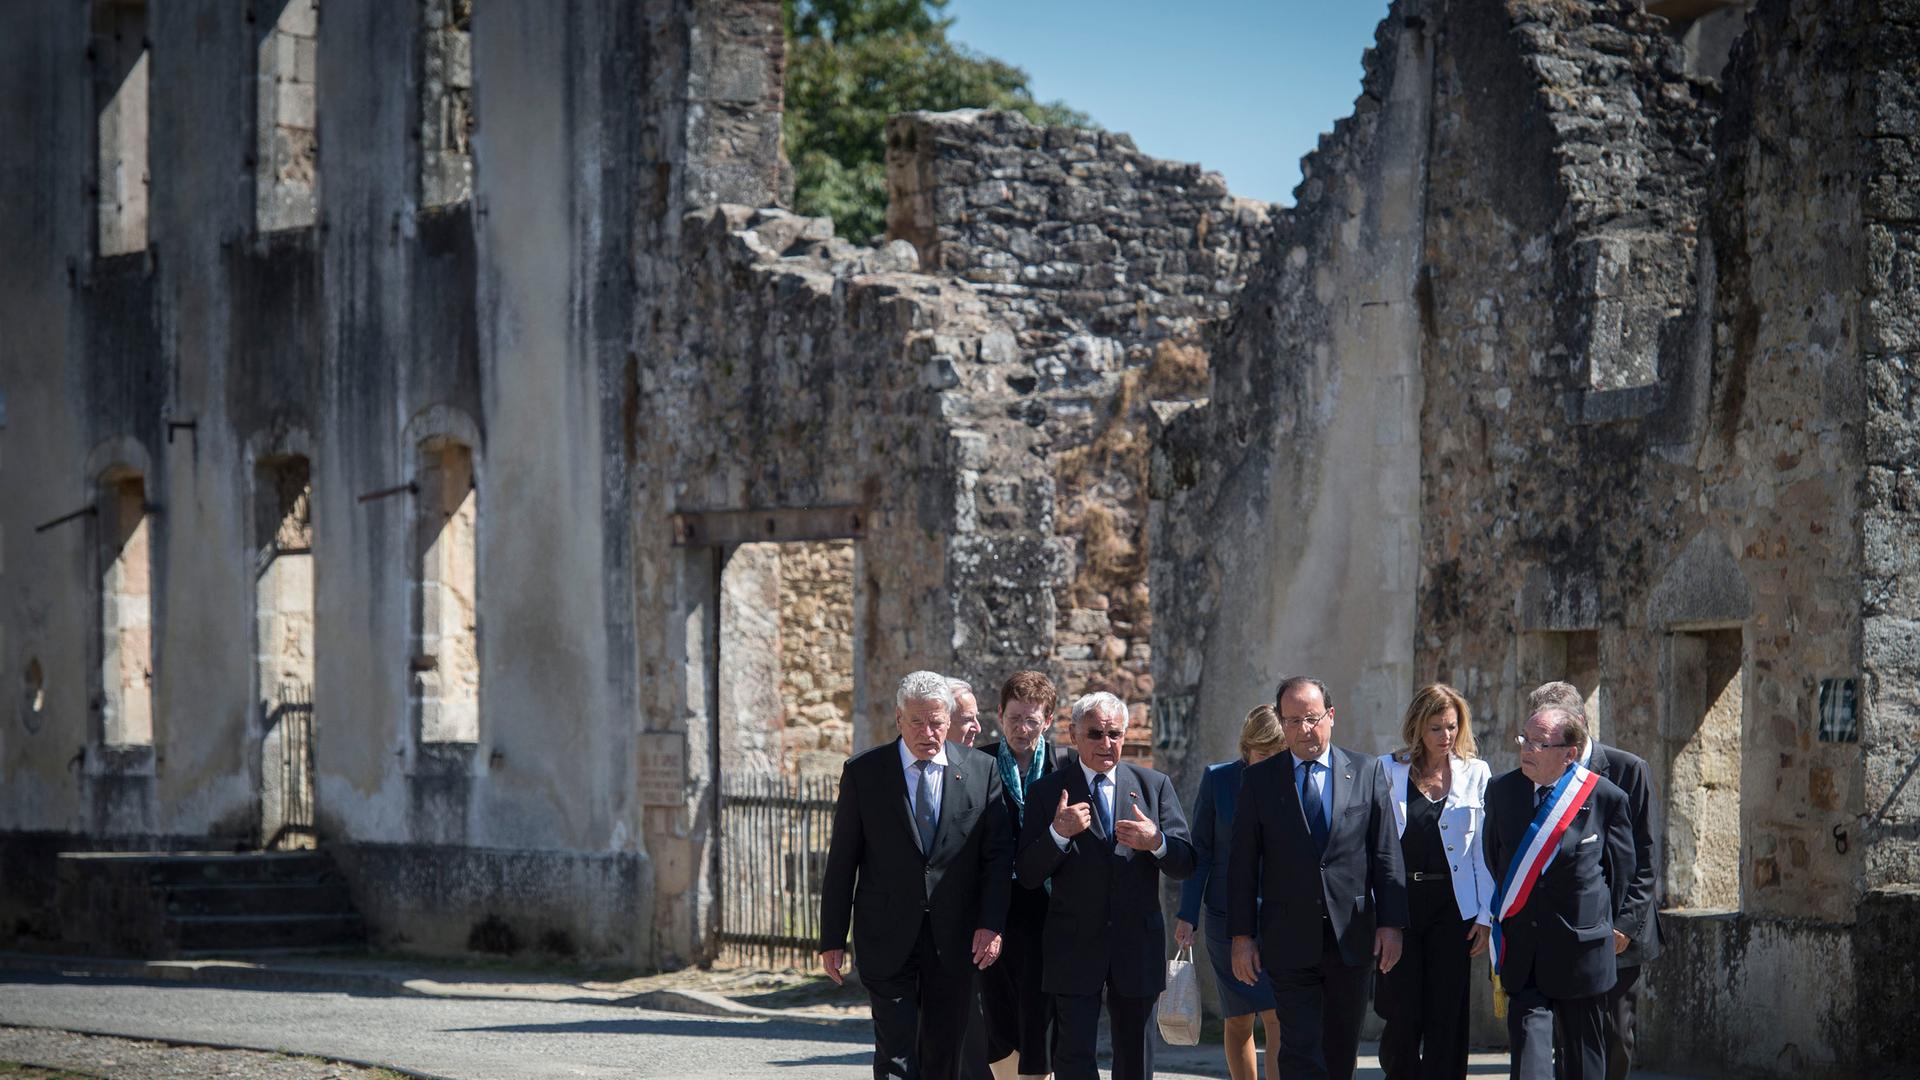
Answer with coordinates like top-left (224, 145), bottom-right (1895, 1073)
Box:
top-left (0, 1027), bottom-right (405, 1079)
top-left (0, 967), bottom-right (1706, 1079)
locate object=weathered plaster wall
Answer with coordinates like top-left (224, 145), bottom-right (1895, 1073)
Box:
top-left (0, 0), bottom-right (779, 966)
top-left (1153, 3), bottom-right (1434, 777)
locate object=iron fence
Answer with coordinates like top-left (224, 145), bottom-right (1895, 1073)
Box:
top-left (717, 772), bottom-right (838, 969)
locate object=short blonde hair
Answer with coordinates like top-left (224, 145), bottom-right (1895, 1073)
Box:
top-left (1398, 683), bottom-right (1477, 768)
top-left (1239, 704), bottom-right (1285, 762)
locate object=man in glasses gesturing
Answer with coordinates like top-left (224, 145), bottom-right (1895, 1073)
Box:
top-left (1015, 691), bottom-right (1194, 1080)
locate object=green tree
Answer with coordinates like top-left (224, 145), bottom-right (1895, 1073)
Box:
top-left (783, 0), bottom-right (1092, 242)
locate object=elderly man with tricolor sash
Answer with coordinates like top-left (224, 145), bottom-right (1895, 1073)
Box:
top-left (1482, 706), bottom-right (1636, 1080)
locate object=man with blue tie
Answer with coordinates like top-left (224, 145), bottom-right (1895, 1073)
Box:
top-left (821, 671), bottom-right (1012, 1079)
top-left (1016, 691), bottom-right (1195, 1080)
top-left (1229, 676), bottom-right (1409, 1080)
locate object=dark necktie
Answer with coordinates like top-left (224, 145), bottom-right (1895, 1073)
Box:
top-left (1535, 785), bottom-right (1551, 812)
top-left (1092, 773), bottom-right (1113, 841)
top-left (1303, 762), bottom-right (1330, 854)
top-left (913, 760), bottom-right (938, 852)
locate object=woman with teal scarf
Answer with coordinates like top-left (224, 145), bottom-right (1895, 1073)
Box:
top-left (973, 671), bottom-right (1066, 1080)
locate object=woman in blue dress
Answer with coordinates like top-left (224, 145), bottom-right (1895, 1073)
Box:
top-left (1175, 704), bottom-right (1286, 1080)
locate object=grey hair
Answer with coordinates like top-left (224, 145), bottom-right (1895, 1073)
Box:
top-left (1530, 706), bottom-right (1590, 752)
top-left (947, 677), bottom-right (975, 698)
top-left (897, 670), bottom-right (957, 713)
top-left (1275, 675), bottom-right (1334, 711)
top-left (1529, 681), bottom-right (1583, 714)
top-left (1071, 691), bottom-right (1127, 727)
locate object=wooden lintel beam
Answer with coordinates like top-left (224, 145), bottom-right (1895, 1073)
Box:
top-left (671, 505), bottom-right (868, 547)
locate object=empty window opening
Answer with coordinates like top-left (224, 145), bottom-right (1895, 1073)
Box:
top-left (718, 540), bottom-right (856, 779)
top-left (256, 0), bottom-right (319, 232)
top-left (413, 439), bottom-right (478, 744)
top-left (1664, 628), bottom-right (1745, 910)
top-left (1519, 629), bottom-right (1604, 735)
top-left (99, 471), bottom-right (154, 747)
top-left (93, 0), bottom-right (150, 256)
top-left (419, 0), bottom-right (473, 208)
top-left (255, 456), bottom-right (316, 849)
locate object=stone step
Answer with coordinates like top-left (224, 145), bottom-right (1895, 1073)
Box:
top-left (162, 881), bottom-right (354, 918)
top-left (139, 852), bottom-right (342, 887)
top-left (166, 912), bottom-right (364, 953)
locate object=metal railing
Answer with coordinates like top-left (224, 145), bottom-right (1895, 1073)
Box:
top-left (717, 772), bottom-right (838, 970)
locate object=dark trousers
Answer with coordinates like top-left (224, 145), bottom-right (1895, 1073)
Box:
top-left (866, 917), bottom-right (971, 1080)
top-left (1552, 965), bottom-right (1639, 1080)
top-left (1376, 880), bottom-right (1472, 1080)
top-left (980, 886), bottom-right (1052, 1073)
top-left (1509, 983), bottom-right (1606, 1080)
top-left (1269, 922), bottom-right (1372, 1080)
top-left (1053, 985), bottom-right (1155, 1080)
top-left (961, 973), bottom-right (993, 1079)
top-left (1604, 966), bottom-right (1641, 1080)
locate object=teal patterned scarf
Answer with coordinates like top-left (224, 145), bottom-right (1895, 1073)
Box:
top-left (997, 737), bottom-right (1048, 826)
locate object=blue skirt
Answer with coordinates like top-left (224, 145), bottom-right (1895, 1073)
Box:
top-left (1203, 908), bottom-right (1277, 1018)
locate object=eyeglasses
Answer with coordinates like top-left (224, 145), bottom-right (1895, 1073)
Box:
top-left (1004, 716), bottom-right (1047, 731)
top-left (1280, 712), bottom-right (1330, 729)
top-left (1513, 735), bottom-right (1573, 753)
top-left (1081, 727), bottom-right (1126, 743)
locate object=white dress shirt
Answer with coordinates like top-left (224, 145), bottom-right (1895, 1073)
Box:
top-left (899, 738), bottom-right (948, 822)
top-left (1050, 760), bottom-right (1168, 858)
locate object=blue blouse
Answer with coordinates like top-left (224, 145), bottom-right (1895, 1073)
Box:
top-left (1176, 758), bottom-right (1245, 924)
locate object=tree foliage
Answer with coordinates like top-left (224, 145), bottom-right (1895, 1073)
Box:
top-left (782, 0), bottom-right (1092, 242)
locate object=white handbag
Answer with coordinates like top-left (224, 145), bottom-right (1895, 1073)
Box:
top-left (1155, 944), bottom-right (1202, 1046)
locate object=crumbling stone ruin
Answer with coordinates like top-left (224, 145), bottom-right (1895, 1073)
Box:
top-left (1154, 0), bottom-right (1917, 1073)
top-left (0, 1), bottom-right (1912, 1074)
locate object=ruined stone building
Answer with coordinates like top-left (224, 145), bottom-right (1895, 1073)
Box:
top-left (0, 0), bottom-right (1913, 1075)
top-left (1154, 0), bottom-right (1916, 1074)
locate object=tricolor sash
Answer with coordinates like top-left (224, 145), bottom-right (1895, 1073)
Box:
top-left (1490, 763), bottom-right (1601, 975)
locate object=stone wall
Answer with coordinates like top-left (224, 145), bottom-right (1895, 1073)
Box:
top-left (887, 110), bottom-right (1269, 750)
top-left (1152, 0), bottom-right (1916, 1070)
top-left (776, 540), bottom-right (855, 776)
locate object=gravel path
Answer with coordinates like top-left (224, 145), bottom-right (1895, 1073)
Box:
top-left (0, 1026), bottom-right (404, 1079)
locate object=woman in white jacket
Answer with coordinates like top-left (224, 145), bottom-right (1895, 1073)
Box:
top-left (1375, 684), bottom-right (1495, 1080)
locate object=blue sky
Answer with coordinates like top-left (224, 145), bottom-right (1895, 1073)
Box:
top-left (942, 0), bottom-right (1395, 206)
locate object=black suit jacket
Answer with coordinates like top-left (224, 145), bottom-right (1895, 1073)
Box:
top-left (819, 739), bottom-right (1012, 980)
top-left (1227, 745), bottom-right (1410, 970)
top-left (1482, 767), bottom-right (1635, 1000)
top-left (1015, 760), bottom-right (1196, 997)
top-left (1588, 742), bottom-right (1662, 966)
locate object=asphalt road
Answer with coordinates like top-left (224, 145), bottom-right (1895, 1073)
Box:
top-left (0, 970), bottom-right (1236, 1079)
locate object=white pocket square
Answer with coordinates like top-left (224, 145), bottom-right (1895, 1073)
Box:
top-left (1578, 833), bottom-right (1599, 845)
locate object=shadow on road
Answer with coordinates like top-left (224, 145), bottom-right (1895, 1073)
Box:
top-left (445, 1016), bottom-right (870, 1042)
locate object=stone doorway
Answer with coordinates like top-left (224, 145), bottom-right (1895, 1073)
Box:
top-left (716, 539), bottom-right (857, 780)
top-left (254, 455), bottom-right (315, 850)
top-left (1663, 627), bottom-right (1746, 910)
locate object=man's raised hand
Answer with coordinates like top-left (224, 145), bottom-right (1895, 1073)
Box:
top-left (1052, 789), bottom-right (1092, 838)
top-left (1113, 802), bottom-right (1160, 851)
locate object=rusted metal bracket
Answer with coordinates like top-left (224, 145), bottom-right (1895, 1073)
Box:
top-left (671, 504), bottom-right (867, 547)
top-left (358, 481), bottom-right (418, 504)
top-left (35, 505), bottom-right (98, 533)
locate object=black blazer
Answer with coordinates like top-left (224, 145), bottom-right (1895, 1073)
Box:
top-left (1228, 745), bottom-right (1409, 970)
top-left (1588, 742), bottom-right (1662, 966)
top-left (1014, 760), bottom-right (1196, 997)
top-left (819, 739), bottom-right (1012, 980)
top-left (1482, 767), bottom-right (1635, 1000)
